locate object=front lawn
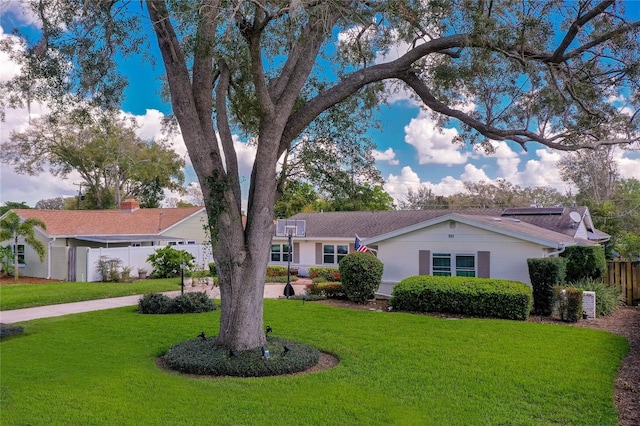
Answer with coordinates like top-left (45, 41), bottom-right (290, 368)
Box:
top-left (0, 279), bottom-right (182, 310)
top-left (0, 300), bottom-right (628, 425)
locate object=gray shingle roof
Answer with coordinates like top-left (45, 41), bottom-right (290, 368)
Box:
top-left (289, 207), bottom-right (608, 244)
top-left (288, 209), bottom-right (502, 238)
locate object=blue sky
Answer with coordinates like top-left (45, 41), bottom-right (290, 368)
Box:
top-left (1, 3), bottom-right (640, 209)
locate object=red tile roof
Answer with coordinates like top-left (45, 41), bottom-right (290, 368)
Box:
top-left (12, 207), bottom-right (205, 237)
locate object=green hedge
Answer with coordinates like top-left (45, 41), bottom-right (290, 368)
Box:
top-left (527, 257), bottom-right (567, 316)
top-left (306, 282), bottom-right (345, 299)
top-left (138, 292), bottom-right (217, 314)
top-left (561, 246), bottom-right (606, 283)
top-left (390, 276), bottom-right (533, 321)
top-left (309, 267), bottom-right (340, 282)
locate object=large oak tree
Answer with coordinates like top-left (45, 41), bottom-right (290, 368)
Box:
top-left (1, 0), bottom-right (639, 350)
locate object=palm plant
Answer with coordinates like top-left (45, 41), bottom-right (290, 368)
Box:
top-left (0, 212), bottom-right (47, 281)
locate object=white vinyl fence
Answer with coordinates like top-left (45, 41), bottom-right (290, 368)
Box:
top-left (85, 245), bottom-right (213, 282)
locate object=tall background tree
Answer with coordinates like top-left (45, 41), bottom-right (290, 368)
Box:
top-left (400, 181), bottom-right (569, 210)
top-left (557, 147), bottom-right (640, 258)
top-left (0, 202), bottom-right (31, 217)
top-left (1, 111), bottom-right (185, 209)
top-left (0, 212), bottom-right (46, 281)
top-left (1, 1), bottom-right (639, 351)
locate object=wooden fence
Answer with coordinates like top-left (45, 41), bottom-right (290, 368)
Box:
top-left (605, 261), bottom-right (640, 306)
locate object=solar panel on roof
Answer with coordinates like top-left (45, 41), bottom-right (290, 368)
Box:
top-left (502, 207), bottom-right (565, 215)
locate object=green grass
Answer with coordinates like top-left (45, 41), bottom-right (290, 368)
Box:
top-left (0, 279), bottom-right (181, 310)
top-left (0, 300), bottom-right (628, 425)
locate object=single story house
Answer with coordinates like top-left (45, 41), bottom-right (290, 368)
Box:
top-left (1, 199), bottom-right (209, 281)
top-left (271, 207), bottom-right (609, 286)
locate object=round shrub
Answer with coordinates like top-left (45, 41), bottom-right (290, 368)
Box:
top-left (138, 292), bottom-right (216, 314)
top-left (172, 292), bottom-right (216, 313)
top-left (339, 252), bottom-right (383, 303)
top-left (160, 336), bottom-right (321, 377)
top-left (138, 293), bottom-right (173, 314)
top-left (0, 323), bottom-right (25, 340)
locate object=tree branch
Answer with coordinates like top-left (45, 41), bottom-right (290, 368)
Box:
top-left (550, 0), bottom-right (615, 63)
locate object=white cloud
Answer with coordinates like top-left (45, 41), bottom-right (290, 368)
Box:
top-left (0, 3), bottom-right (40, 27)
top-left (373, 147), bottom-right (399, 165)
top-left (459, 163), bottom-right (490, 182)
top-left (404, 110), bottom-right (467, 165)
top-left (476, 141), bottom-right (521, 179)
top-left (384, 165), bottom-right (469, 205)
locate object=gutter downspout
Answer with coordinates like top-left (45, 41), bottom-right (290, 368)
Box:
top-left (546, 243), bottom-right (565, 258)
top-left (46, 237), bottom-right (56, 279)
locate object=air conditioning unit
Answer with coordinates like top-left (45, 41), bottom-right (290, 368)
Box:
top-left (583, 291), bottom-right (596, 319)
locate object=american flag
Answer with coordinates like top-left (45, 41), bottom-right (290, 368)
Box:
top-left (354, 235), bottom-right (370, 253)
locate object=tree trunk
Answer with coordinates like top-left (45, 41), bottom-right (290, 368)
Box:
top-left (13, 235), bottom-right (19, 281)
top-left (213, 207), bottom-right (275, 350)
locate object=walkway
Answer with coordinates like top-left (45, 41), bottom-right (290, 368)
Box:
top-left (0, 283), bottom-right (310, 324)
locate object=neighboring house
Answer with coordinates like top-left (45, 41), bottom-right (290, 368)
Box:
top-left (1, 199), bottom-right (209, 281)
top-left (271, 207), bottom-right (609, 286)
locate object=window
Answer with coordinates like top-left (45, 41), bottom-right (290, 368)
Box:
top-left (271, 244), bottom-right (292, 262)
top-left (323, 244), bottom-right (348, 264)
top-left (432, 253), bottom-right (451, 276)
top-left (432, 253), bottom-right (475, 277)
top-left (12, 244), bottom-right (25, 265)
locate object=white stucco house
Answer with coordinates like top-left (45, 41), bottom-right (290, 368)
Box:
top-left (271, 207), bottom-right (609, 286)
top-left (1, 199), bottom-right (209, 281)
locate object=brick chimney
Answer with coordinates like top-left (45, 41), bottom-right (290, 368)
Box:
top-left (120, 199), bottom-right (140, 212)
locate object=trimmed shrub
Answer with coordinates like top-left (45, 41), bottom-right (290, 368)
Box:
top-left (309, 267), bottom-right (340, 282)
top-left (554, 287), bottom-right (583, 322)
top-left (391, 275), bottom-right (533, 321)
top-left (0, 323), bottom-right (25, 340)
top-left (306, 282), bottom-right (345, 299)
top-left (138, 293), bottom-right (173, 314)
top-left (138, 292), bottom-right (216, 314)
top-left (561, 246), bottom-right (606, 283)
top-left (265, 275), bottom-right (299, 283)
top-left (527, 257), bottom-right (567, 316)
top-left (339, 252), bottom-right (384, 303)
top-left (172, 292), bottom-right (216, 313)
top-left (266, 265), bottom-right (288, 277)
top-left (161, 336), bottom-right (320, 377)
top-left (569, 278), bottom-right (625, 316)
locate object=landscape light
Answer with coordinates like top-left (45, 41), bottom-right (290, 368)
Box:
top-left (261, 346), bottom-right (271, 359)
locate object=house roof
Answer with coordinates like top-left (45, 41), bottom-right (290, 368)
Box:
top-left (288, 209), bottom-right (501, 238)
top-left (287, 207), bottom-right (608, 246)
top-left (9, 207), bottom-right (205, 238)
top-left (365, 213), bottom-right (588, 248)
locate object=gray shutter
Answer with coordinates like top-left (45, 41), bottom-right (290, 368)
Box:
top-left (315, 243), bottom-right (322, 264)
top-left (349, 243), bottom-right (355, 253)
top-left (477, 251), bottom-right (490, 278)
top-left (293, 242), bottom-right (300, 264)
top-left (419, 250), bottom-right (431, 275)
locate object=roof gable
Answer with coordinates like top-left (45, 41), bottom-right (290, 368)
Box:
top-left (10, 207), bottom-right (205, 238)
